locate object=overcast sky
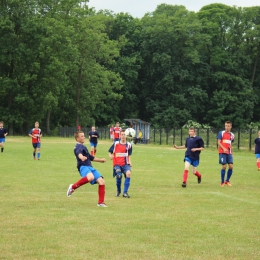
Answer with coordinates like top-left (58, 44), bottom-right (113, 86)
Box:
top-left (87, 0), bottom-right (260, 17)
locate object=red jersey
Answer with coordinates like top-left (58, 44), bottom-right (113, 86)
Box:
top-left (29, 128), bottom-right (42, 143)
top-left (217, 131), bottom-right (234, 154)
top-left (113, 127), bottom-right (122, 139)
top-left (109, 141), bottom-right (132, 166)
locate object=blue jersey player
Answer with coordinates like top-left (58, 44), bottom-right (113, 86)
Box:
top-left (88, 126), bottom-right (99, 156)
top-left (254, 130), bottom-right (260, 171)
top-left (0, 121), bottom-right (8, 153)
top-left (67, 131), bottom-right (107, 207)
top-left (174, 127), bottom-right (204, 188)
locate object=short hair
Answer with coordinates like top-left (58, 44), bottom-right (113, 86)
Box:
top-left (189, 127), bottom-right (196, 131)
top-left (0, 121), bottom-right (3, 124)
top-left (74, 131), bottom-right (84, 140)
top-left (225, 121), bottom-right (232, 125)
top-left (120, 129), bottom-right (125, 133)
top-left (35, 121), bottom-right (39, 124)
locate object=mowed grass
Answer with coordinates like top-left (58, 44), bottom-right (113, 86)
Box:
top-left (1, 137), bottom-right (260, 260)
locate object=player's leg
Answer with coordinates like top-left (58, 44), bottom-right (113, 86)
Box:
top-left (114, 166), bottom-right (122, 196)
top-left (32, 143), bottom-right (37, 159)
top-left (192, 161), bottom-right (201, 183)
top-left (94, 143), bottom-right (97, 156)
top-left (256, 154), bottom-right (260, 170)
top-left (123, 166), bottom-right (131, 198)
top-left (0, 139), bottom-right (4, 152)
top-left (219, 154), bottom-right (227, 186)
top-left (67, 166), bottom-right (93, 197)
top-left (225, 155), bottom-right (233, 186)
top-left (96, 176), bottom-right (107, 207)
top-left (182, 158), bottom-right (191, 187)
top-left (37, 143), bottom-right (41, 160)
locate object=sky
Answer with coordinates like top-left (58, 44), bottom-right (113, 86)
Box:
top-left (87, 0), bottom-right (260, 18)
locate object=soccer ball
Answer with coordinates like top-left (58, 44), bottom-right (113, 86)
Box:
top-left (125, 128), bottom-right (136, 138)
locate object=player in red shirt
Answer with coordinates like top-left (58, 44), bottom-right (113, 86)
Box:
top-left (113, 122), bottom-right (122, 142)
top-left (108, 130), bottom-right (132, 198)
top-left (29, 121), bottom-right (42, 160)
top-left (217, 121), bottom-right (235, 186)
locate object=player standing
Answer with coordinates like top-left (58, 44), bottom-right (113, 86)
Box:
top-left (113, 122), bottom-right (122, 142)
top-left (108, 130), bottom-right (132, 198)
top-left (29, 121), bottom-right (42, 160)
top-left (0, 121), bottom-right (8, 153)
top-left (254, 130), bottom-right (260, 170)
top-left (67, 131), bottom-right (107, 207)
top-left (217, 121), bottom-right (235, 186)
top-left (88, 126), bottom-right (99, 156)
top-left (174, 127), bottom-right (204, 188)
top-left (109, 124), bottom-right (114, 142)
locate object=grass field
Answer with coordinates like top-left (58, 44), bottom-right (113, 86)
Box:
top-left (1, 137), bottom-right (260, 260)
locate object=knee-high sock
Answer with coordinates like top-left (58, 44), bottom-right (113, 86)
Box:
top-left (221, 169), bottom-right (226, 183)
top-left (116, 177), bottom-right (122, 193)
top-left (257, 162), bottom-right (260, 169)
top-left (72, 177), bottom-right (89, 189)
top-left (123, 177), bottom-right (130, 193)
top-left (98, 185), bottom-right (105, 204)
top-left (183, 170), bottom-right (188, 183)
top-left (194, 171), bottom-right (201, 177)
top-left (226, 169), bottom-right (233, 181)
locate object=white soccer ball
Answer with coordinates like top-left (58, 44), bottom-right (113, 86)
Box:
top-left (125, 128), bottom-right (136, 138)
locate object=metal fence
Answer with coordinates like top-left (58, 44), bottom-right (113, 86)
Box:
top-left (59, 127), bottom-right (259, 150)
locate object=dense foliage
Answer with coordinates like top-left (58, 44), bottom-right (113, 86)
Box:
top-left (0, 1), bottom-right (260, 134)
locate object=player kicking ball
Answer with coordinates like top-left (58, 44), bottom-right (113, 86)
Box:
top-left (67, 131), bottom-right (107, 207)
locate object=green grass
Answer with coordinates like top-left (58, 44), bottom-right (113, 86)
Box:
top-left (1, 137), bottom-right (260, 260)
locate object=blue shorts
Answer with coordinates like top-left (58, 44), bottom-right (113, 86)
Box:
top-left (0, 138), bottom-right (5, 143)
top-left (79, 166), bottom-right (103, 185)
top-left (113, 164), bottom-right (131, 178)
top-left (219, 154), bottom-right (233, 165)
top-left (184, 157), bottom-right (199, 167)
top-left (90, 142), bottom-right (97, 148)
top-left (32, 143), bottom-right (41, 148)
top-left (255, 154), bottom-right (260, 159)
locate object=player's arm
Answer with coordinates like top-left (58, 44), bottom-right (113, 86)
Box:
top-left (173, 144), bottom-right (186, 149)
top-left (93, 157), bottom-right (106, 163)
top-left (108, 145), bottom-right (115, 160)
top-left (191, 147), bottom-right (204, 152)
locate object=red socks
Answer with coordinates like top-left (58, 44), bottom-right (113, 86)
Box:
top-left (257, 162), bottom-right (260, 169)
top-left (72, 177), bottom-right (89, 189)
top-left (194, 171), bottom-right (201, 177)
top-left (98, 185), bottom-right (105, 204)
top-left (183, 170), bottom-right (188, 183)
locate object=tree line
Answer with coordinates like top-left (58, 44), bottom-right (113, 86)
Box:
top-left (0, 0), bottom-right (260, 135)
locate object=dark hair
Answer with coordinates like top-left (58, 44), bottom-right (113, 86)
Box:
top-left (225, 121), bottom-right (232, 125)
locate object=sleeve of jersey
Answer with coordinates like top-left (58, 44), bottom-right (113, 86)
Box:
top-left (108, 144), bottom-right (115, 153)
top-left (216, 131), bottom-right (222, 140)
top-left (199, 138), bottom-right (204, 148)
top-left (128, 145), bottom-right (132, 156)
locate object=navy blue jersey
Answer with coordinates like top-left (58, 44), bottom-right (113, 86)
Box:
top-left (254, 138), bottom-right (260, 154)
top-left (0, 127), bottom-right (7, 138)
top-left (185, 136), bottom-right (204, 160)
top-left (89, 131), bottom-right (99, 144)
top-left (74, 143), bottom-right (95, 171)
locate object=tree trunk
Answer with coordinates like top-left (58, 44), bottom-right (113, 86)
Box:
top-left (46, 110), bottom-right (51, 135)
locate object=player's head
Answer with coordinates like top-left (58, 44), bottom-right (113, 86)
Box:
top-left (120, 129), bottom-right (126, 141)
top-left (91, 126), bottom-right (95, 131)
top-left (74, 131), bottom-right (85, 143)
top-left (188, 127), bottom-right (196, 137)
top-left (225, 121), bottom-right (232, 132)
top-left (35, 121), bottom-right (39, 128)
top-left (116, 122), bottom-right (120, 127)
top-left (258, 130), bottom-right (260, 137)
top-left (0, 121), bottom-right (3, 128)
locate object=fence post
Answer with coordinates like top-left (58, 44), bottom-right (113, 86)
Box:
top-left (173, 128), bottom-right (175, 145)
top-left (249, 128), bottom-right (252, 151)
top-left (159, 129), bottom-right (162, 145)
top-left (180, 128), bottom-right (183, 146)
top-left (207, 128), bottom-right (209, 148)
top-left (237, 128), bottom-right (240, 150)
top-left (166, 129), bottom-right (168, 145)
top-left (153, 128), bottom-right (155, 143)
